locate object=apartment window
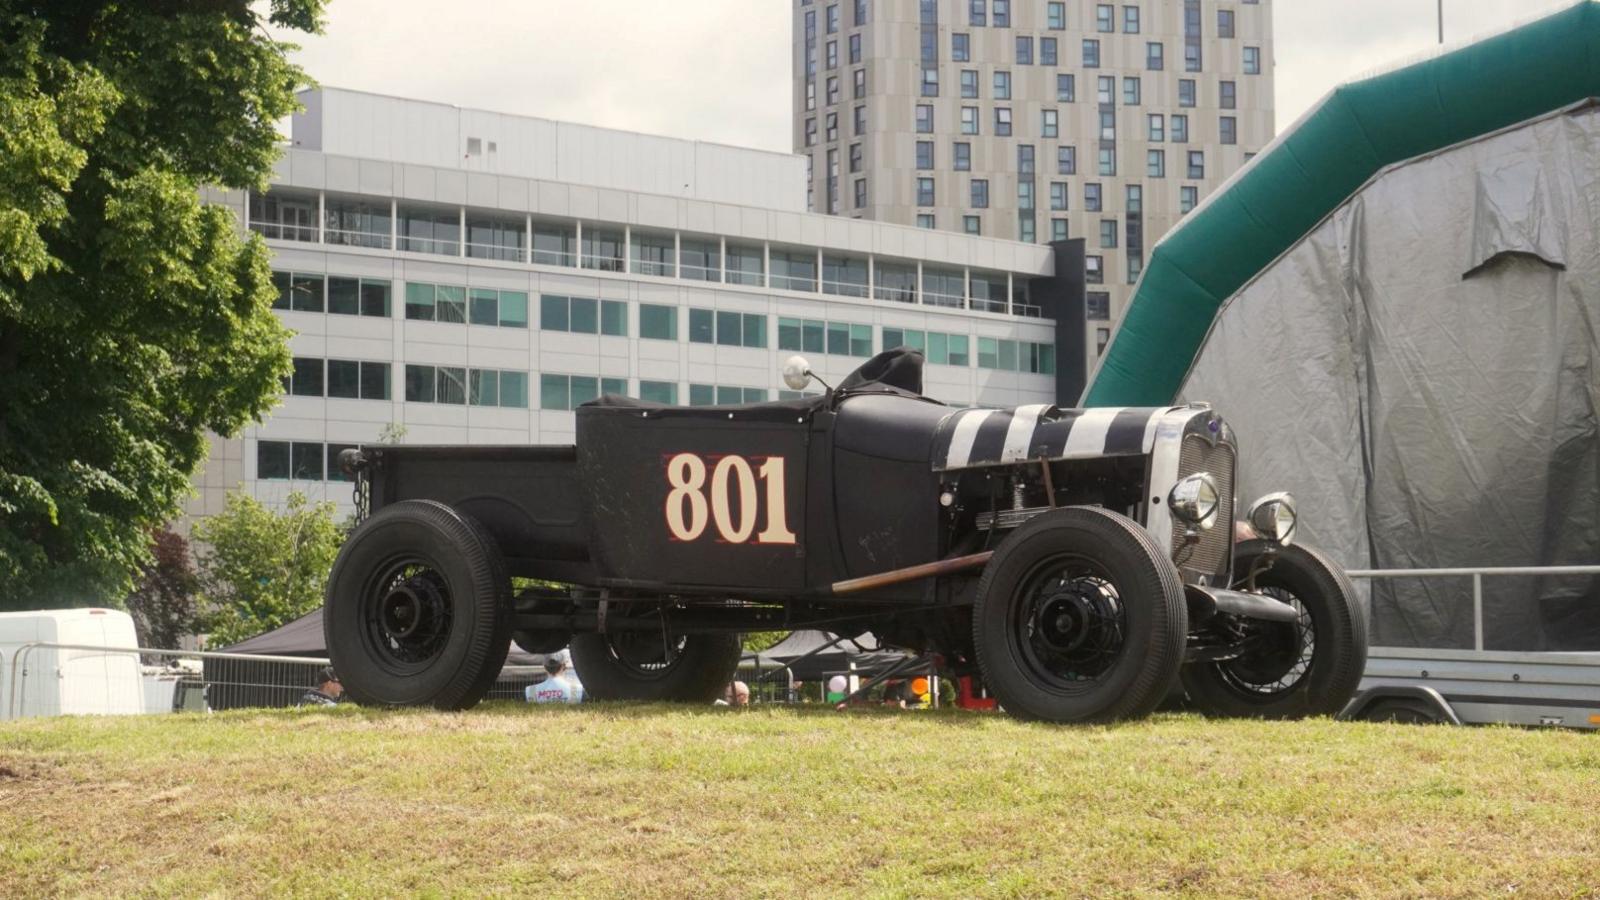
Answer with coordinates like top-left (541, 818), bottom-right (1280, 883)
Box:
top-left (954, 142), bottom-right (972, 171)
top-left (963, 215), bottom-right (981, 235)
top-left (1040, 109), bottom-right (1058, 138)
top-left (825, 113), bottom-right (838, 141)
top-left (541, 374), bottom-right (626, 411)
top-left (1147, 149), bottom-right (1165, 177)
top-left (968, 0), bottom-right (984, 26)
top-left (1097, 76), bottom-right (1114, 104)
top-left (1095, 4), bottom-right (1113, 32)
top-left (1018, 143), bottom-right (1035, 175)
top-left (992, 0), bottom-right (1009, 27)
top-left (1040, 37), bottom-right (1056, 66)
top-left (248, 189), bottom-right (317, 242)
top-left (874, 260), bottom-right (917, 303)
top-left (1097, 327), bottom-right (1111, 356)
top-left (1016, 36), bottom-right (1032, 65)
top-left (850, 142), bottom-right (863, 173)
top-left (1181, 185), bottom-right (1199, 213)
top-left (1218, 9), bottom-right (1235, 38)
top-left (953, 32), bottom-right (970, 61)
top-left (1221, 116), bottom-right (1237, 145)
top-left (1057, 145), bottom-right (1076, 175)
top-left (324, 196), bottom-right (392, 249)
top-left (922, 267), bottom-right (965, 306)
top-left (804, 118), bottom-right (817, 147)
top-left (1172, 114), bottom-right (1189, 142)
top-left (993, 70), bottom-right (1011, 100)
top-left (1185, 43), bottom-right (1202, 73)
top-left (826, 3), bottom-right (838, 32)
top-left (1083, 39), bottom-right (1100, 67)
top-left (403, 364), bottom-right (467, 405)
top-left (826, 75), bottom-right (840, 105)
top-left (285, 356), bottom-right (324, 397)
top-left (917, 214), bottom-right (935, 229)
top-left (404, 282), bottom-right (466, 323)
top-left (1126, 183), bottom-right (1142, 214)
top-left (1085, 183), bottom-right (1102, 212)
top-left (1220, 80), bottom-right (1237, 110)
top-left (581, 226), bottom-right (624, 272)
top-left (632, 232), bottom-right (676, 278)
top-left (257, 441), bottom-right (325, 481)
top-left (689, 307), bottom-right (767, 347)
top-left (823, 254), bottom-right (870, 298)
top-left (806, 81), bottom-right (816, 113)
top-left (853, 105), bottom-right (866, 135)
top-left (970, 179), bottom-right (989, 208)
top-left (960, 69), bottom-right (978, 98)
top-left (542, 295), bottom-right (626, 336)
top-left (639, 380), bottom-right (677, 405)
top-left (1097, 147), bottom-right (1115, 176)
top-left (771, 249), bottom-right (819, 293)
top-left (1244, 47), bottom-right (1261, 75)
top-left (1179, 79), bottom-right (1196, 107)
top-left (531, 221), bottom-right (577, 267)
top-left (397, 204), bottom-right (460, 256)
top-left (1050, 218), bottom-right (1068, 241)
top-left (961, 106), bottom-right (979, 135)
top-left (854, 177), bottom-right (868, 208)
top-left (921, 68), bottom-right (939, 97)
top-left (325, 276), bottom-right (391, 318)
top-left (639, 303), bottom-right (678, 340)
top-left (726, 243), bottom-right (764, 286)
top-left (917, 176), bottom-right (936, 206)
top-left (850, 35), bottom-right (862, 65)
top-left (1124, 5), bottom-right (1141, 33)
top-left (854, 0), bottom-right (867, 26)
top-left (1100, 219), bottom-right (1118, 249)
top-left (1188, 150), bottom-right (1206, 179)
top-left (994, 107), bottom-right (1012, 136)
top-left (916, 104), bottom-right (934, 133)
top-left (826, 41), bottom-right (839, 70)
top-left (467, 288), bottom-right (530, 328)
top-left (1123, 76), bottom-right (1141, 105)
top-left (1128, 254), bottom-right (1143, 284)
top-left (1049, 182), bottom-right (1068, 211)
top-left (1085, 255), bottom-right (1103, 284)
top-left (680, 238), bottom-right (721, 282)
top-left (270, 272), bottom-right (322, 313)
top-left (1057, 73), bottom-right (1075, 102)
top-left (1146, 41), bottom-right (1164, 70)
top-left (469, 368), bottom-right (530, 409)
top-left (1047, 1), bottom-right (1065, 28)
top-left (1087, 292), bottom-right (1111, 320)
top-left (1147, 113), bottom-right (1165, 142)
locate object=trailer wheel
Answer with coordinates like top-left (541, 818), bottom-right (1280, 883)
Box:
top-left (1180, 541), bottom-right (1368, 719)
top-left (1358, 697), bottom-right (1448, 724)
top-left (972, 506), bottom-right (1188, 723)
top-left (570, 626), bottom-right (741, 703)
top-left (325, 500), bottom-right (512, 710)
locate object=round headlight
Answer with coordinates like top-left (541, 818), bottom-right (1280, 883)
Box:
top-left (1168, 473), bottom-right (1220, 531)
top-left (1247, 492), bottom-right (1297, 546)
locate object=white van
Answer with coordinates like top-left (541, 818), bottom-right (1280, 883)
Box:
top-left (0, 608), bottom-right (144, 720)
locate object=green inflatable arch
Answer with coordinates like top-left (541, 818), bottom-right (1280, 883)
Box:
top-left (1084, 1), bottom-right (1600, 407)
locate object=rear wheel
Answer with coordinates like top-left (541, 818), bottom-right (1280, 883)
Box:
top-left (973, 506), bottom-right (1188, 723)
top-left (571, 623), bottom-right (740, 703)
top-left (1180, 541), bottom-right (1367, 719)
top-left (325, 500), bottom-right (512, 710)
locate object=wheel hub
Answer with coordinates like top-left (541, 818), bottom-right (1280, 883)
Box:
top-left (1035, 591), bottom-right (1097, 654)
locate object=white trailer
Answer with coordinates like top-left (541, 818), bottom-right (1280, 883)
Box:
top-left (0, 609), bottom-right (144, 720)
top-left (1340, 566), bottom-right (1600, 729)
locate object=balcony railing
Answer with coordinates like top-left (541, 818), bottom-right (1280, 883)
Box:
top-left (633, 260), bottom-right (675, 278)
top-left (399, 235), bottom-right (460, 257)
top-left (250, 222), bottom-right (317, 243)
top-left (924, 292), bottom-right (966, 310)
top-left (466, 242), bottom-right (526, 263)
top-left (822, 280), bottom-right (869, 299)
top-left (531, 248), bottom-right (576, 268)
top-left (970, 298), bottom-right (1009, 315)
top-left (325, 228), bottom-right (392, 250)
top-left (771, 274), bottom-right (817, 293)
top-left (681, 265), bottom-right (721, 282)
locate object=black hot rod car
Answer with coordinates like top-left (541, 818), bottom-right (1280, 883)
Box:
top-left (325, 348), bottom-right (1367, 723)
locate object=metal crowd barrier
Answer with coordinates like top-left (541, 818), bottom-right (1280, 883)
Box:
top-left (1344, 564), bottom-right (1600, 651)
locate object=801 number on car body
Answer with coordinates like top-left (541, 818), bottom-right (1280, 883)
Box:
top-left (665, 453), bottom-right (797, 545)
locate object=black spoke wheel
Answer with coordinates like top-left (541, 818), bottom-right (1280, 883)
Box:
top-left (571, 617), bottom-right (740, 703)
top-left (1181, 541), bottom-right (1368, 719)
top-left (326, 500), bottom-right (512, 710)
top-left (974, 506), bottom-right (1187, 723)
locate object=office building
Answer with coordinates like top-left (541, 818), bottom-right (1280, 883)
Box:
top-left (190, 87), bottom-right (1069, 519)
top-left (792, 0), bottom-right (1275, 364)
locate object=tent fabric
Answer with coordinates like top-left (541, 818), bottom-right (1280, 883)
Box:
top-left (1177, 106), bottom-right (1600, 651)
top-left (220, 607), bottom-right (544, 666)
top-left (1085, 1), bottom-right (1600, 408)
top-left (748, 630), bottom-right (921, 681)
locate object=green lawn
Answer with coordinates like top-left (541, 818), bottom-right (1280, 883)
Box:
top-left (1, 705), bottom-right (1597, 897)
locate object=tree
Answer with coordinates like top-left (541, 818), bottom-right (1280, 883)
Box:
top-left (124, 527), bottom-right (200, 650)
top-left (0, 1), bottom-right (326, 610)
top-left (193, 491), bottom-right (343, 647)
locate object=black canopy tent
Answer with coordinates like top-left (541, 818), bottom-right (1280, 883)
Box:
top-left (206, 607), bottom-right (546, 710)
top-left (743, 630), bottom-right (933, 682)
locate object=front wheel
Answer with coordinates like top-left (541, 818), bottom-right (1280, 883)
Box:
top-left (1181, 541), bottom-right (1368, 719)
top-left (972, 506), bottom-right (1189, 723)
top-left (570, 626), bottom-right (741, 703)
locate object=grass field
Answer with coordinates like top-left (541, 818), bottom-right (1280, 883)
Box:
top-left (2, 704), bottom-right (1598, 898)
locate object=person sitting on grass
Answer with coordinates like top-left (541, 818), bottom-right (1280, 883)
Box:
top-left (527, 649), bottom-right (584, 704)
top-left (722, 680), bottom-right (750, 707)
top-left (298, 666), bottom-right (343, 707)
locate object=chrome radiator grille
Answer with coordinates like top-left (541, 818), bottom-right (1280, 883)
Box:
top-left (1170, 435), bottom-right (1236, 577)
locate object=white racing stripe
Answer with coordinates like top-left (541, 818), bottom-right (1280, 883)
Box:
top-left (999, 404), bottom-right (1053, 462)
top-left (1141, 406), bottom-right (1173, 453)
top-left (942, 408), bottom-right (997, 469)
top-left (1060, 406), bottom-right (1127, 458)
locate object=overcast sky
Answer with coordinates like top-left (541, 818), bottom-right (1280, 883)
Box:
top-left (271, 0), bottom-right (1578, 152)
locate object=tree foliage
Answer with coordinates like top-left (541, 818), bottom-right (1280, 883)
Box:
top-left (0, 0), bottom-right (327, 610)
top-left (124, 527), bottom-right (200, 650)
top-left (193, 490), bottom-right (343, 647)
